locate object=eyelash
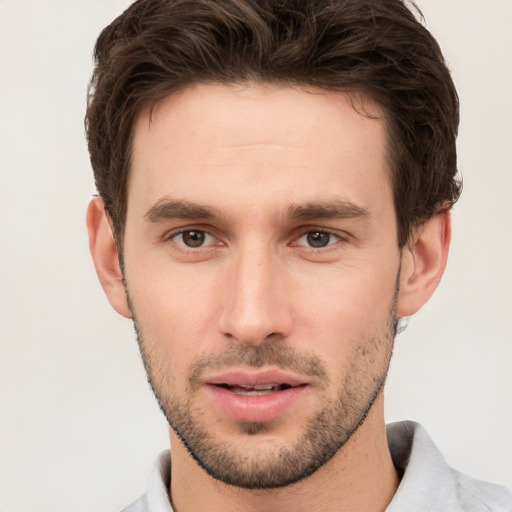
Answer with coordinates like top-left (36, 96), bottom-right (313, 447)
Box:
top-left (164, 227), bottom-right (346, 252)
top-left (294, 230), bottom-right (342, 250)
top-left (165, 229), bottom-right (219, 249)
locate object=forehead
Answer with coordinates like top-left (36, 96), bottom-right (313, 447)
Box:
top-left (128, 83), bottom-right (390, 217)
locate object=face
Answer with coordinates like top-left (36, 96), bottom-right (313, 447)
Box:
top-left (123, 84), bottom-right (402, 488)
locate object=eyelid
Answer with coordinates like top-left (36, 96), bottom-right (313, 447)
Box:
top-left (163, 226), bottom-right (219, 248)
top-left (291, 227), bottom-right (348, 246)
top-left (160, 224), bottom-right (349, 252)
top-left (177, 230), bottom-right (214, 247)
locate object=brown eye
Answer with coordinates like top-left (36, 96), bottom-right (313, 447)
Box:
top-left (180, 230), bottom-right (206, 247)
top-left (305, 231), bottom-right (332, 248)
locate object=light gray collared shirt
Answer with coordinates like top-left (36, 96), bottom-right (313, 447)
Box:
top-left (122, 421), bottom-right (512, 511)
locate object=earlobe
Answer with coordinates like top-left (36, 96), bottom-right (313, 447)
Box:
top-left (397, 211), bottom-right (451, 318)
top-left (86, 197), bottom-right (132, 319)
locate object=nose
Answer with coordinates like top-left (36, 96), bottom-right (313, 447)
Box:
top-left (218, 245), bottom-right (293, 346)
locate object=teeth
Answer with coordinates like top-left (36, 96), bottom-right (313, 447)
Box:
top-left (233, 389), bottom-right (274, 396)
top-left (218, 383), bottom-right (295, 396)
top-left (227, 384), bottom-right (281, 396)
top-left (252, 384), bottom-right (275, 391)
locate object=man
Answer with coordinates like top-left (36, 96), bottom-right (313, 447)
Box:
top-left (85, 0), bottom-right (512, 510)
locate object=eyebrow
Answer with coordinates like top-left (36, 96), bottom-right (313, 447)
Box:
top-left (283, 200), bottom-right (370, 223)
top-left (144, 198), bottom-right (370, 224)
top-left (144, 199), bottom-right (219, 223)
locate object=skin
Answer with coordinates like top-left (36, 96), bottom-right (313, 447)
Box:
top-left (87, 83), bottom-right (450, 512)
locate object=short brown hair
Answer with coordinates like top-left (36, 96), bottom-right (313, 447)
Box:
top-left (86, 0), bottom-right (461, 248)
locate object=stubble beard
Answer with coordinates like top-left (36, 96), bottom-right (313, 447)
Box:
top-left (127, 281), bottom-right (398, 490)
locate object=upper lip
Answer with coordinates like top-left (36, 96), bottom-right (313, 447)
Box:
top-left (204, 368), bottom-right (308, 388)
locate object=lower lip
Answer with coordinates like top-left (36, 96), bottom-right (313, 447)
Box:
top-left (205, 384), bottom-right (308, 423)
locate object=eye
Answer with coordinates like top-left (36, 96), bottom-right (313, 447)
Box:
top-left (172, 229), bottom-right (214, 248)
top-left (296, 230), bottom-right (340, 248)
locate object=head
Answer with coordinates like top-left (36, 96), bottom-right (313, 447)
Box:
top-left (86, 0), bottom-right (460, 251)
top-left (86, 0), bottom-right (459, 491)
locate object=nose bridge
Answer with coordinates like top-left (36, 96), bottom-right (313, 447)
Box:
top-left (218, 239), bottom-right (291, 345)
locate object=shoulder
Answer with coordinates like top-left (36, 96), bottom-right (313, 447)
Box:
top-left (121, 493), bottom-right (148, 512)
top-left (386, 421), bottom-right (512, 512)
top-left (454, 470), bottom-right (512, 512)
top-left (121, 450), bottom-right (173, 512)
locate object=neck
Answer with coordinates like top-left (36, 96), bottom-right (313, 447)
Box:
top-left (169, 396), bottom-right (399, 512)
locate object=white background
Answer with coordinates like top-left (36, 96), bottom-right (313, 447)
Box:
top-left (0, 1), bottom-right (511, 511)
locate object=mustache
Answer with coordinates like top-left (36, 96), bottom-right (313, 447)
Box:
top-left (188, 340), bottom-right (329, 387)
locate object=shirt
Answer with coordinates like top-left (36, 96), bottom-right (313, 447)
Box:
top-left (122, 421), bottom-right (512, 511)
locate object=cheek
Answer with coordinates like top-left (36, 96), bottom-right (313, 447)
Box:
top-left (125, 257), bottom-right (223, 366)
top-left (290, 263), bottom-right (398, 355)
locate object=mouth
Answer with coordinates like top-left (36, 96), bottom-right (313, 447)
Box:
top-left (203, 369), bottom-right (309, 422)
top-left (217, 383), bottom-right (297, 396)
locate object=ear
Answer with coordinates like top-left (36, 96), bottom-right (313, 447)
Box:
top-left (86, 197), bottom-right (132, 319)
top-left (397, 211), bottom-right (451, 317)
